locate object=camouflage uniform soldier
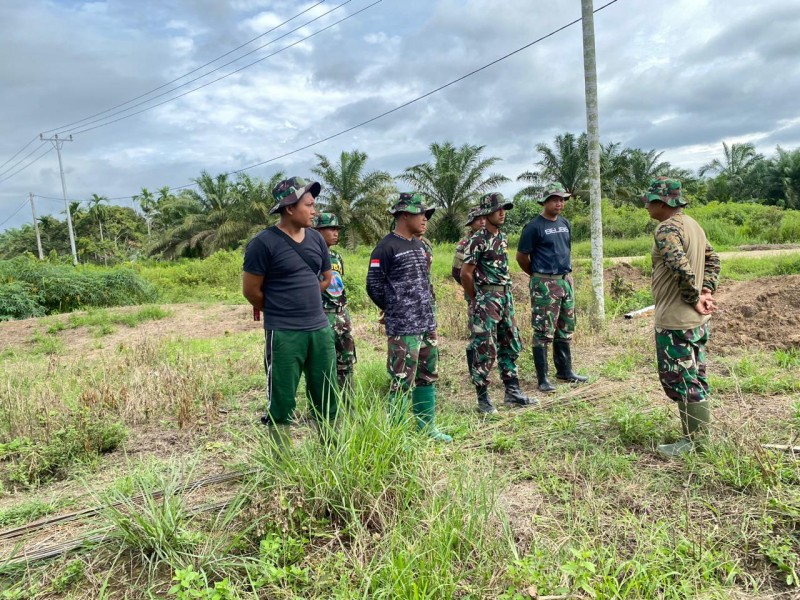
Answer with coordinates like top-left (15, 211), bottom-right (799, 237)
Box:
top-left (418, 234), bottom-right (437, 313)
top-left (366, 193), bottom-right (452, 442)
top-left (452, 207), bottom-right (487, 375)
top-left (642, 177), bottom-right (720, 457)
top-left (461, 193), bottom-right (535, 414)
top-left (313, 212), bottom-right (356, 396)
top-left (516, 182), bottom-right (588, 393)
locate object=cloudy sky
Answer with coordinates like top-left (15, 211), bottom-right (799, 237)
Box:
top-left (1, 0), bottom-right (799, 231)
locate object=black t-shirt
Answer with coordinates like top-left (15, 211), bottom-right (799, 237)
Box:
top-left (517, 215), bottom-right (572, 275)
top-left (243, 227), bottom-right (331, 331)
top-left (366, 233), bottom-right (435, 336)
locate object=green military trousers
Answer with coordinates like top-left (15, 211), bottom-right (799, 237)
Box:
top-left (263, 327), bottom-right (338, 425)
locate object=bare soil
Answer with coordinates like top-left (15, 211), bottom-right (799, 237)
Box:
top-left (710, 275), bottom-right (800, 352)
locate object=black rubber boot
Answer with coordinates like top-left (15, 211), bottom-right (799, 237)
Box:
top-left (476, 386), bottom-right (498, 414)
top-left (553, 340), bottom-right (588, 383)
top-left (504, 377), bottom-right (538, 407)
top-left (533, 346), bottom-right (556, 393)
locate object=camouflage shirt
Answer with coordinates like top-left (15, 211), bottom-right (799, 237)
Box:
top-left (653, 214), bottom-right (720, 305)
top-left (321, 249), bottom-right (346, 310)
top-left (452, 236), bottom-right (470, 283)
top-left (463, 228), bottom-right (511, 286)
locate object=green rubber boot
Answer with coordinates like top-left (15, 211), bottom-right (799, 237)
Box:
top-left (411, 385), bottom-right (452, 443)
top-left (657, 400), bottom-right (710, 457)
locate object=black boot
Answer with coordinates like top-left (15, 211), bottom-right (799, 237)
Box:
top-left (533, 346), bottom-right (556, 393)
top-left (504, 377), bottom-right (538, 407)
top-left (553, 340), bottom-right (588, 383)
top-left (476, 386), bottom-right (498, 414)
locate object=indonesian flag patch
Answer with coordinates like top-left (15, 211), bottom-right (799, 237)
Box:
top-left (370, 259), bottom-right (380, 268)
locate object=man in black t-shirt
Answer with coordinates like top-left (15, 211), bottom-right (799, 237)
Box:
top-left (366, 192), bottom-right (451, 443)
top-left (516, 182), bottom-right (589, 393)
top-left (243, 176), bottom-right (338, 450)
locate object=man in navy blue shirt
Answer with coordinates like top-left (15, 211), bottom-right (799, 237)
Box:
top-left (516, 183), bottom-right (589, 393)
top-left (242, 176), bottom-right (338, 450)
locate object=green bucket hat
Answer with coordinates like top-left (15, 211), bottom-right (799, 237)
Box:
top-left (464, 206), bottom-right (484, 226)
top-left (641, 177), bottom-right (686, 207)
top-left (389, 192), bottom-right (435, 219)
top-left (539, 182), bottom-right (571, 204)
top-left (270, 176), bottom-right (321, 215)
top-left (313, 212), bottom-right (339, 228)
top-left (475, 192), bottom-right (513, 216)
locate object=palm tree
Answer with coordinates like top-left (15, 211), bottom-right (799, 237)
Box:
top-left (312, 150), bottom-right (395, 248)
top-left (599, 142), bottom-right (630, 203)
top-left (400, 142), bottom-right (509, 242)
top-left (133, 187), bottom-right (156, 236)
top-left (620, 148), bottom-right (672, 203)
top-left (518, 133), bottom-right (589, 200)
top-left (699, 142), bottom-right (763, 201)
top-left (87, 194), bottom-right (109, 243)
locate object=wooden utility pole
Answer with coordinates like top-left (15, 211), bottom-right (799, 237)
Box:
top-left (29, 193), bottom-right (44, 259)
top-left (581, 0), bottom-right (605, 325)
top-left (39, 133), bottom-right (78, 265)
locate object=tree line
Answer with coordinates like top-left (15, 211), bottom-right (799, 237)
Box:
top-left (1, 136), bottom-right (798, 263)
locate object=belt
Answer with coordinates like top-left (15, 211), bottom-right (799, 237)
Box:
top-left (531, 272), bottom-right (570, 279)
top-left (324, 305), bottom-right (345, 314)
top-left (477, 284), bottom-right (511, 293)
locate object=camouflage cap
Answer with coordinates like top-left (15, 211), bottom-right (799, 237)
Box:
top-left (313, 212), bottom-right (339, 228)
top-left (539, 182), bottom-right (572, 204)
top-left (464, 206), bottom-right (484, 226)
top-left (475, 192), bottom-right (513, 216)
top-left (388, 192), bottom-right (435, 219)
top-left (270, 176), bottom-right (321, 215)
top-left (641, 177), bottom-right (686, 207)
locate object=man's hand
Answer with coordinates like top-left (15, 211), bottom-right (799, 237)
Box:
top-left (693, 289), bottom-right (717, 315)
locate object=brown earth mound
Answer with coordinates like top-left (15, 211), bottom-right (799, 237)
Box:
top-left (710, 275), bottom-right (800, 352)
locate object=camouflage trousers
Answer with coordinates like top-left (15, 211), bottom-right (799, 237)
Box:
top-left (326, 308), bottom-right (356, 382)
top-left (655, 324), bottom-right (710, 403)
top-left (387, 332), bottom-right (439, 396)
top-left (467, 290), bottom-right (522, 388)
top-left (530, 275), bottom-right (575, 347)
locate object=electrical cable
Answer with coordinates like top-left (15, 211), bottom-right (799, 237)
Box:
top-left (0, 142), bottom-right (48, 180)
top-left (0, 146), bottom-right (54, 186)
top-left (0, 136), bottom-right (40, 172)
top-left (0, 198), bottom-right (30, 229)
top-left (41, 1), bottom-right (328, 135)
top-left (65, 0), bottom-right (374, 137)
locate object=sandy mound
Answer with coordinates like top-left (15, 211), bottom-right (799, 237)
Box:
top-left (710, 275), bottom-right (800, 352)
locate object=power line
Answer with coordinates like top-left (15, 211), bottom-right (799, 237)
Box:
top-left (41, 1), bottom-right (328, 135)
top-left (65, 0), bottom-right (373, 138)
top-left (0, 136), bottom-right (40, 171)
top-left (0, 142), bottom-right (48, 179)
top-left (187, 0), bottom-right (623, 185)
top-left (1, 0), bottom-right (621, 218)
top-left (0, 146), bottom-right (54, 185)
top-left (0, 198), bottom-right (29, 229)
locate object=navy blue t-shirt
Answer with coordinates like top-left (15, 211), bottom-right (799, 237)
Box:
top-left (517, 215), bottom-right (572, 275)
top-left (243, 227), bottom-right (331, 331)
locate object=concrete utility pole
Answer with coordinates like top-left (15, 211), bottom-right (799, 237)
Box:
top-left (29, 193), bottom-right (44, 260)
top-left (581, 0), bottom-right (605, 326)
top-left (39, 133), bottom-right (78, 266)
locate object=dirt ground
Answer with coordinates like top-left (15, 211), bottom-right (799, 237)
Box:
top-left (0, 303), bottom-right (260, 358)
top-left (711, 275), bottom-right (800, 352)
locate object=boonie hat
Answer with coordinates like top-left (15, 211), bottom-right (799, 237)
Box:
top-left (539, 182), bottom-right (572, 204)
top-left (389, 192), bottom-right (435, 219)
top-left (476, 192), bottom-right (513, 216)
top-left (641, 177), bottom-right (686, 207)
top-left (464, 206), bottom-right (484, 226)
top-left (270, 176), bottom-right (321, 215)
top-left (313, 212), bottom-right (340, 228)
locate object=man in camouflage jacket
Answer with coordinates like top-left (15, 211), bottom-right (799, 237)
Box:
top-left (516, 182), bottom-right (589, 393)
top-left (452, 206), bottom-right (487, 376)
top-left (461, 193), bottom-right (535, 414)
top-left (366, 193), bottom-right (452, 442)
top-left (313, 212), bottom-right (356, 396)
top-left (643, 177), bottom-right (720, 457)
